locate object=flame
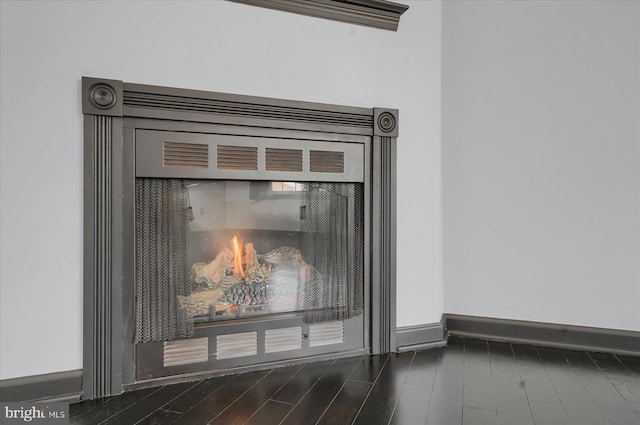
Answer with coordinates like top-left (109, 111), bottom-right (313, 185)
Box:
top-left (231, 235), bottom-right (245, 277)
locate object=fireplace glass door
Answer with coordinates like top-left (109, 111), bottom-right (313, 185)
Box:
top-left (134, 178), bottom-right (364, 344)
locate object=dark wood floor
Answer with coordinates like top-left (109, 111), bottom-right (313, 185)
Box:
top-left (70, 337), bottom-right (640, 425)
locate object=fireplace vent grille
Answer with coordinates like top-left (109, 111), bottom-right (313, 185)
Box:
top-left (217, 145), bottom-right (258, 170)
top-left (265, 148), bottom-right (303, 172)
top-left (163, 142), bottom-right (208, 169)
top-left (308, 321), bottom-right (344, 347)
top-left (163, 337), bottom-right (208, 367)
top-left (310, 150), bottom-right (344, 173)
top-left (216, 332), bottom-right (258, 359)
top-left (136, 130), bottom-right (363, 181)
top-left (265, 327), bottom-right (303, 353)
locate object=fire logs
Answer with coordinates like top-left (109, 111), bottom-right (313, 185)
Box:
top-left (191, 248), bottom-right (232, 289)
top-left (259, 247), bottom-right (304, 268)
top-left (177, 288), bottom-right (224, 317)
top-left (243, 243), bottom-right (265, 284)
top-left (183, 237), bottom-right (321, 319)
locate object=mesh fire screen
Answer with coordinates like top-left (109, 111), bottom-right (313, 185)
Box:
top-left (300, 183), bottom-right (364, 322)
top-left (134, 179), bottom-right (363, 343)
top-left (135, 179), bottom-right (194, 343)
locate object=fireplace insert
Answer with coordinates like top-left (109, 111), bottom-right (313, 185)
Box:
top-left (131, 130), bottom-right (368, 380)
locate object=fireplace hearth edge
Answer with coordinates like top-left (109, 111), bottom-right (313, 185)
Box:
top-left (82, 76), bottom-right (398, 399)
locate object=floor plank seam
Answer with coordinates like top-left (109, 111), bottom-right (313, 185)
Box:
top-left (276, 360), bottom-right (336, 425)
top-left (424, 344), bottom-right (450, 425)
top-left (385, 351), bottom-right (416, 425)
top-left (241, 399), bottom-right (269, 425)
top-left (513, 345), bottom-right (537, 425)
top-left (95, 385), bottom-right (167, 425)
top-left (242, 398), bottom-right (274, 425)
top-left (349, 354), bottom-right (390, 425)
top-left (267, 398), bottom-right (295, 406)
top-left (313, 378), bottom-right (350, 425)
top-left (130, 383), bottom-right (201, 425)
top-left (589, 351), bottom-right (640, 411)
top-left (168, 374), bottom-right (243, 423)
top-left (536, 348), bottom-right (567, 412)
top-left (273, 365), bottom-right (303, 397)
top-left (385, 385), bottom-right (405, 425)
top-left (459, 342), bottom-right (466, 425)
top-left (155, 381), bottom-right (201, 414)
top-left (205, 369), bottom-right (273, 424)
top-left (347, 378), bottom-right (375, 385)
top-left (421, 349), bottom-right (441, 425)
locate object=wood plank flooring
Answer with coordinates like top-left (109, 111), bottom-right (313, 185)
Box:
top-left (70, 337), bottom-right (640, 424)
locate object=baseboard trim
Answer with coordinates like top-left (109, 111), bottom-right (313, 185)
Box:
top-left (5, 316), bottom-right (634, 401)
top-left (444, 314), bottom-right (640, 356)
top-left (396, 317), bottom-right (447, 352)
top-left (0, 369), bottom-right (82, 402)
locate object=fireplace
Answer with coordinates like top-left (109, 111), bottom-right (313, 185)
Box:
top-left (82, 77), bottom-right (397, 398)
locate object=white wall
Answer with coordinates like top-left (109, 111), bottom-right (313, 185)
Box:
top-left (443, 1), bottom-right (640, 331)
top-left (0, 1), bottom-right (442, 379)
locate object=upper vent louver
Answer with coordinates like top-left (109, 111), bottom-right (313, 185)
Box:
top-left (136, 130), bottom-right (363, 181)
top-left (266, 148), bottom-right (303, 172)
top-left (310, 150), bottom-right (344, 173)
top-left (163, 142), bottom-right (208, 169)
top-left (217, 145), bottom-right (258, 170)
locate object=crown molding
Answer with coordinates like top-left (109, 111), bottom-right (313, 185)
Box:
top-left (228, 0), bottom-right (409, 31)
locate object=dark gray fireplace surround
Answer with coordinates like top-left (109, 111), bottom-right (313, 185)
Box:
top-left (79, 77), bottom-right (401, 400)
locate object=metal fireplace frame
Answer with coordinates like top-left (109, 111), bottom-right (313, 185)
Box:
top-left (82, 76), bottom-right (398, 399)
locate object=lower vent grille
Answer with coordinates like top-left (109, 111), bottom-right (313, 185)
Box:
top-left (310, 150), bottom-right (344, 173)
top-left (309, 321), bottom-right (344, 347)
top-left (163, 337), bottom-right (208, 367)
top-left (265, 327), bottom-right (303, 353)
top-left (217, 145), bottom-right (258, 170)
top-left (216, 332), bottom-right (258, 359)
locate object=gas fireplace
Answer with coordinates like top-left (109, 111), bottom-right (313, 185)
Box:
top-left (82, 77), bottom-right (397, 398)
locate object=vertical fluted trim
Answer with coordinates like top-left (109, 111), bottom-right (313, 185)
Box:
top-left (371, 136), bottom-right (397, 354)
top-left (83, 116), bottom-right (112, 399)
